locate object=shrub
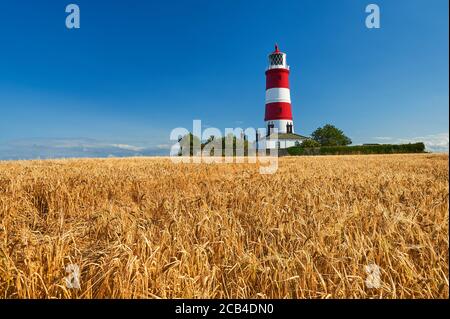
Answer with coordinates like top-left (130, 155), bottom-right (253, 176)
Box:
top-left (287, 142), bottom-right (426, 156)
top-left (300, 139), bottom-right (321, 148)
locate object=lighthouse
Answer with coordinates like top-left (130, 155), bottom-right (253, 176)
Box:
top-left (265, 44), bottom-right (294, 135)
top-left (264, 44), bottom-right (307, 149)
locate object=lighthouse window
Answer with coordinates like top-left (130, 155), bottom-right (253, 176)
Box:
top-left (270, 53), bottom-right (283, 66)
top-left (286, 123), bottom-right (293, 134)
top-left (267, 123), bottom-right (274, 136)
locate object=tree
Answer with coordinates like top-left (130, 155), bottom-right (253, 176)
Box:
top-left (178, 133), bottom-right (201, 156)
top-left (218, 134), bottom-right (250, 156)
top-left (300, 139), bottom-right (321, 148)
top-left (311, 124), bottom-right (352, 146)
top-left (180, 133), bottom-right (253, 157)
top-left (202, 135), bottom-right (221, 157)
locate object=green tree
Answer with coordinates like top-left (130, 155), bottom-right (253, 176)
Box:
top-left (311, 124), bottom-right (352, 146)
top-left (178, 133), bottom-right (201, 156)
top-left (202, 135), bottom-right (221, 157)
top-left (300, 139), bottom-right (321, 148)
top-left (219, 133), bottom-right (250, 156)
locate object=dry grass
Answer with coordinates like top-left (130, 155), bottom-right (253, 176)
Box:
top-left (0, 154), bottom-right (448, 299)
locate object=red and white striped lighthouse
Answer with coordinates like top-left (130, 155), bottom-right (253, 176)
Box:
top-left (265, 44), bottom-right (294, 135)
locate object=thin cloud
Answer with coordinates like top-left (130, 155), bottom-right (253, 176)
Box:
top-left (109, 144), bottom-right (145, 152)
top-left (0, 138), bottom-right (170, 160)
top-left (155, 144), bottom-right (172, 150)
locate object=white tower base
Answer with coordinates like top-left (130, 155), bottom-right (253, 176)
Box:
top-left (265, 119), bottom-right (294, 135)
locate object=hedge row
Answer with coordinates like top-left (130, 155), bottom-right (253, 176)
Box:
top-left (287, 143), bottom-right (426, 156)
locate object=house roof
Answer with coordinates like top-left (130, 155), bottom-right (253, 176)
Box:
top-left (263, 133), bottom-right (309, 140)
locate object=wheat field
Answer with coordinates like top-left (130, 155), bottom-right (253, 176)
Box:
top-left (0, 154), bottom-right (448, 299)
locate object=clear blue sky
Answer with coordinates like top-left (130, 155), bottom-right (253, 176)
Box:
top-left (0, 0), bottom-right (448, 157)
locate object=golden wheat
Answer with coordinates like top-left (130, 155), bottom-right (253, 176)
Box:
top-left (0, 154), bottom-right (448, 298)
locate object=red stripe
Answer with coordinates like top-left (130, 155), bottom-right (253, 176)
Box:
top-left (266, 68), bottom-right (290, 89)
top-left (264, 102), bottom-right (293, 121)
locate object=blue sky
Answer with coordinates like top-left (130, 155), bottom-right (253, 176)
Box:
top-left (0, 0), bottom-right (448, 158)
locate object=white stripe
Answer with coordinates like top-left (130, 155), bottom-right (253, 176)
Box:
top-left (264, 120), bottom-right (294, 134)
top-left (265, 88), bottom-right (291, 104)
